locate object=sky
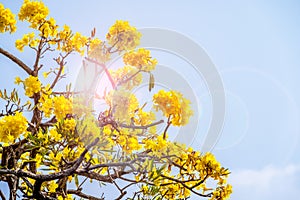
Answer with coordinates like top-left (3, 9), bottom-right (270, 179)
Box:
top-left (1, 0), bottom-right (300, 199)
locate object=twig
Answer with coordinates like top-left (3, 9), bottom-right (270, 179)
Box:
top-left (163, 116), bottom-right (172, 140)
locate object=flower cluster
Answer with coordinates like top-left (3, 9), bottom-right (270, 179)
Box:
top-left (15, 32), bottom-right (39, 51)
top-left (153, 90), bottom-right (193, 126)
top-left (123, 48), bottom-right (158, 72)
top-left (0, 3), bottom-right (17, 33)
top-left (15, 75), bottom-right (42, 97)
top-left (39, 17), bottom-right (58, 38)
top-left (106, 20), bottom-right (141, 51)
top-left (110, 65), bottom-right (143, 90)
top-left (18, 0), bottom-right (49, 29)
top-left (63, 32), bottom-right (87, 55)
top-left (88, 38), bottom-right (110, 62)
top-left (106, 89), bottom-right (139, 123)
top-left (0, 112), bottom-right (27, 143)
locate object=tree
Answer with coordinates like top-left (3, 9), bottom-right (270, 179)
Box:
top-left (0, 1), bottom-right (232, 200)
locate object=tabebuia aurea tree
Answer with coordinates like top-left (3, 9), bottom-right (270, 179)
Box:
top-left (0, 1), bottom-right (232, 200)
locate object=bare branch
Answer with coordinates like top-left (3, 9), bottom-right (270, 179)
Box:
top-left (84, 57), bottom-right (116, 89)
top-left (85, 161), bottom-right (136, 171)
top-left (50, 53), bottom-right (71, 89)
top-left (119, 120), bottom-right (164, 130)
top-left (0, 190), bottom-right (6, 200)
top-left (0, 47), bottom-right (32, 75)
top-left (67, 189), bottom-right (104, 200)
top-left (75, 170), bottom-right (133, 183)
top-left (33, 38), bottom-right (44, 76)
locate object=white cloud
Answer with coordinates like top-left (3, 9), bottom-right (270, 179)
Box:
top-left (228, 164), bottom-right (300, 200)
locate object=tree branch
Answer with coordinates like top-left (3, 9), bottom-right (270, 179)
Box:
top-left (0, 138), bottom-right (99, 181)
top-left (0, 190), bottom-right (6, 200)
top-left (119, 120), bottom-right (164, 130)
top-left (84, 57), bottom-right (116, 89)
top-left (67, 189), bottom-right (104, 200)
top-left (0, 47), bottom-right (32, 75)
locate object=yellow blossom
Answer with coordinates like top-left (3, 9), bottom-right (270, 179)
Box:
top-left (153, 90), bottom-right (193, 126)
top-left (123, 48), bottom-right (158, 72)
top-left (14, 76), bottom-right (22, 85)
top-left (18, 0), bottom-right (49, 29)
top-left (106, 20), bottom-right (141, 51)
top-left (23, 75), bottom-right (41, 97)
top-left (61, 118), bottom-right (76, 132)
top-left (88, 38), bottom-right (110, 62)
top-left (49, 128), bottom-right (62, 141)
top-left (110, 65), bottom-right (143, 90)
top-left (39, 17), bottom-right (57, 38)
top-left (105, 89), bottom-right (139, 123)
top-left (15, 32), bottom-right (38, 52)
top-left (0, 112), bottom-right (27, 143)
top-left (48, 181), bottom-right (58, 193)
top-left (0, 3), bottom-right (17, 33)
top-left (52, 95), bottom-right (72, 119)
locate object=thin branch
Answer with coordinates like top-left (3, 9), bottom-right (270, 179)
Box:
top-left (117, 69), bottom-right (142, 87)
top-left (160, 174), bottom-right (212, 198)
top-left (33, 38), bottom-right (44, 75)
top-left (85, 161), bottom-right (135, 171)
top-left (119, 120), bottom-right (164, 130)
top-left (67, 189), bottom-right (104, 200)
top-left (50, 53), bottom-right (71, 89)
top-left (115, 191), bottom-right (127, 200)
top-left (75, 170), bottom-right (133, 183)
top-left (84, 57), bottom-right (116, 89)
top-left (0, 190), bottom-right (6, 200)
top-left (0, 47), bottom-right (32, 75)
top-left (163, 116), bottom-right (172, 140)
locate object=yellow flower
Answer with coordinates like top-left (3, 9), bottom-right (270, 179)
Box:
top-left (153, 90), bottom-right (193, 126)
top-left (43, 71), bottom-right (49, 78)
top-left (15, 32), bottom-right (38, 52)
top-left (106, 20), bottom-right (141, 51)
top-left (71, 32), bottom-right (87, 55)
top-left (0, 112), bottom-right (27, 143)
top-left (23, 75), bottom-right (41, 97)
top-left (88, 38), bottom-right (110, 62)
top-left (52, 96), bottom-right (72, 119)
top-left (134, 109), bottom-right (156, 126)
top-left (105, 89), bottom-right (139, 123)
top-left (39, 17), bottom-right (57, 38)
top-left (18, 0), bottom-right (49, 29)
top-left (61, 118), bottom-right (76, 132)
top-left (14, 76), bottom-right (22, 85)
top-left (48, 181), bottom-right (58, 193)
top-left (123, 48), bottom-right (157, 72)
top-left (49, 128), bottom-right (62, 141)
top-left (35, 154), bottom-right (43, 168)
top-left (39, 95), bottom-right (53, 118)
top-left (141, 185), bottom-right (149, 194)
top-left (109, 65), bottom-right (143, 90)
top-left (59, 31), bottom-right (87, 55)
top-left (0, 3), bottom-right (17, 33)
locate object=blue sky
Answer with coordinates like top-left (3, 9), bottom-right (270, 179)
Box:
top-left (1, 0), bottom-right (300, 199)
